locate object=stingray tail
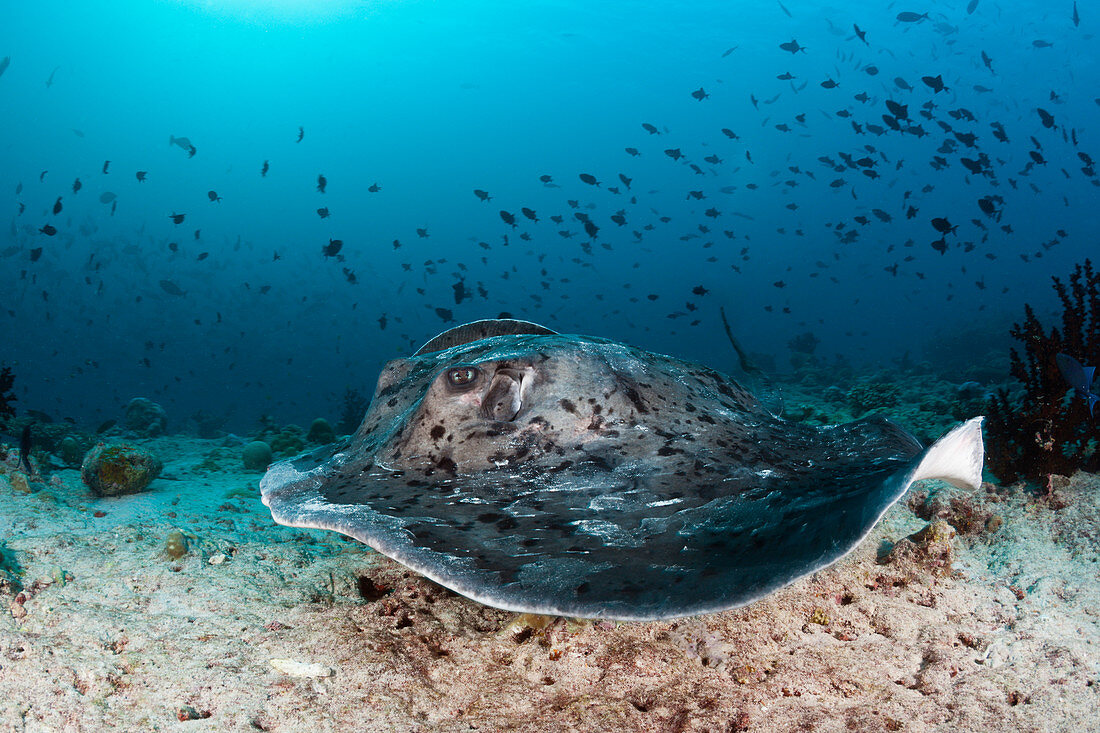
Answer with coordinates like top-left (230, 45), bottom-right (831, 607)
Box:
top-left (911, 416), bottom-right (985, 489)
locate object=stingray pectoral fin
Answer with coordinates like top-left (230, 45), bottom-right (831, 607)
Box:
top-left (910, 416), bottom-right (984, 489)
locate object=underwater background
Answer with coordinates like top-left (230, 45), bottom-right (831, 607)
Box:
top-left (1, 0), bottom-right (1097, 432)
top-left (3, 4), bottom-right (1100, 730)
top-left (2, 1), bottom-right (1091, 429)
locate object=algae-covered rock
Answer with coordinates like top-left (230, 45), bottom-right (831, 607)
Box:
top-left (124, 397), bottom-right (167, 437)
top-left (307, 418), bottom-right (336, 444)
top-left (242, 441), bottom-right (273, 471)
top-left (81, 443), bottom-right (163, 497)
top-left (9, 471), bottom-right (32, 494)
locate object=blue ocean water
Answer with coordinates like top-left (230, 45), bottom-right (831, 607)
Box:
top-left (1, 0), bottom-right (1096, 430)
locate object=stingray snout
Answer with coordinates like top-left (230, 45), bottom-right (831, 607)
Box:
top-left (482, 367), bottom-right (528, 421)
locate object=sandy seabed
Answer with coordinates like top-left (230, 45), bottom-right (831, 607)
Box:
top-left (0, 435), bottom-right (1097, 733)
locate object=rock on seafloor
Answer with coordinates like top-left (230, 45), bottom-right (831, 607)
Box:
top-left (80, 442), bottom-right (163, 496)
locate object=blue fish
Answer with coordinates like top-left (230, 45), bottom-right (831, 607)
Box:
top-left (1056, 353), bottom-right (1099, 416)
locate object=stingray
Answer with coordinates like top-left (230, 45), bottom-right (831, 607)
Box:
top-left (261, 319), bottom-right (984, 621)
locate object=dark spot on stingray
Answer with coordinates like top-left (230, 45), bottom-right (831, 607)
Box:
top-left (560, 398), bottom-right (577, 414)
top-left (576, 582), bottom-right (591, 595)
top-left (430, 424), bottom-right (446, 440)
top-left (436, 456), bottom-right (457, 474)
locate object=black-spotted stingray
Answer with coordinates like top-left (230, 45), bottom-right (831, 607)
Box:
top-left (261, 319), bottom-right (984, 621)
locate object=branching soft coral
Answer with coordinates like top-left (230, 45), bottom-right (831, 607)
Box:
top-left (986, 260), bottom-right (1100, 483)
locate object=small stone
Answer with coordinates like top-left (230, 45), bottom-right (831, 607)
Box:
top-left (165, 530), bottom-right (189, 560)
top-left (269, 659), bottom-right (335, 678)
top-left (208, 553), bottom-right (226, 565)
top-left (9, 471), bottom-right (31, 494)
top-left (176, 705), bottom-right (209, 721)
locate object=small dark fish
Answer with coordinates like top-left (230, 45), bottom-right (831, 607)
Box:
top-left (416, 227), bottom-right (429, 238)
top-left (317, 207), bottom-right (330, 219)
top-left (102, 160), bottom-right (110, 174)
top-left (539, 175), bottom-right (553, 183)
top-left (885, 100), bottom-right (909, 119)
top-left (500, 210), bottom-right (517, 228)
top-left (691, 87), bottom-right (709, 101)
top-left (664, 148), bottom-right (683, 160)
top-left (721, 128), bottom-right (739, 139)
top-left (296, 126), bottom-right (304, 142)
top-left (19, 425), bottom-right (32, 474)
top-left (921, 74), bottom-right (947, 93)
top-left (779, 39), bottom-right (806, 53)
top-left (1032, 39), bottom-right (1053, 48)
top-left (96, 419), bottom-right (117, 434)
top-left (39, 224), bottom-right (57, 236)
top-left (169, 213), bottom-right (186, 225)
top-left (721, 46), bottom-right (739, 58)
top-left (642, 122), bottom-right (660, 134)
top-left (435, 307), bottom-right (454, 322)
top-left (368, 183), bottom-right (381, 192)
top-left (159, 279), bottom-right (186, 296)
top-left (72, 178), bottom-right (82, 194)
top-left (29, 247), bottom-right (42, 261)
top-left (1073, 1), bottom-right (1080, 27)
top-left (896, 11), bottom-right (929, 22)
top-left (136, 171), bottom-right (147, 182)
top-left (931, 217), bottom-right (957, 234)
top-left (967, 0), bottom-right (979, 13)
top-left (1056, 353), bottom-right (1098, 416)
top-left (777, 72), bottom-right (795, 80)
top-left (853, 24), bottom-right (868, 44)
top-left (820, 79), bottom-right (838, 89)
top-left (1037, 108), bottom-right (1055, 129)
top-left (0, 56), bottom-right (9, 78)
top-left (323, 238), bottom-right (343, 257)
top-left (261, 160), bottom-right (269, 177)
top-left (618, 173), bottom-right (632, 189)
top-left (625, 147), bottom-right (640, 156)
top-left (207, 190), bottom-right (221, 202)
top-left (53, 197), bottom-right (63, 214)
top-left (521, 207), bottom-right (538, 222)
top-left (579, 173), bottom-right (600, 186)
top-left (100, 191), bottom-right (117, 203)
top-left (317, 174), bottom-right (327, 193)
top-left (473, 189), bottom-right (492, 202)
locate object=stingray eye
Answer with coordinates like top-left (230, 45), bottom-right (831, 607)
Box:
top-left (446, 366), bottom-right (480, 389)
